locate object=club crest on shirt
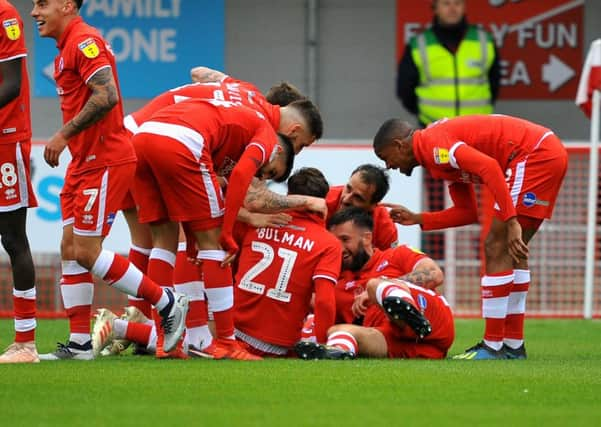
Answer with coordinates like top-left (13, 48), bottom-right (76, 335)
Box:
top-left (78, 38), bottom-right (100, 59)
top-left (376, 260), bottom-right (389, 272)
top-left (433, 147), bottom-right (449, 164)
top-left (3, 19), bottom-right (20, 40)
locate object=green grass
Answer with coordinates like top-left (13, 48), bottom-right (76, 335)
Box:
top-left (1, 319), bottom-right (600, 426)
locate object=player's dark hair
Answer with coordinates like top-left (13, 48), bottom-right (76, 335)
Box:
top-left (287, 167), bottom-right (329, 198)
top-left (288, 99), bottom-right (323, 140)
top-left (327, 206), bottom-right (374, 232)
top-left (373, 118), bottom-right (414, 152)
top-left (74, 0), bottom-right (83, 9)
top-left (351, 164), bottom-right (390, 204)
top-left (266, 82), bottom-right (306, 107)
top-left (273, 132), bottom-right (295, 183)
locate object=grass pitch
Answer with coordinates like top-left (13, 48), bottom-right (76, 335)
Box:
top-left (0, 319), bottom-right (600, 427)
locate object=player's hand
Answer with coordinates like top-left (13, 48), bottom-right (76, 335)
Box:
top-left (382, 203), bottom-right (421, 225)
top-left (506, 217), bottom-right (528, 263)
top-left (249, 212), bottom-right (292, 228)
top-left (44, 132), bottom-right (68, 168)
top-left (303, 196), bottom-right (327, 219)
top-left (219, 233), bottom-right (239, 267)
top-left (352, 291), bottom-right (370, 317)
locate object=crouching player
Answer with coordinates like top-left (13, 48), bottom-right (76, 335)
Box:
top-left (296, 207), bottom-right (454, 359)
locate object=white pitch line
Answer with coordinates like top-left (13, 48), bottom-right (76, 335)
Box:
top-left (508, 0), bottom-right (585, 33)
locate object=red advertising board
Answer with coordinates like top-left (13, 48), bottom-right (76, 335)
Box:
top-left (396, 0), bottom-right (584, 99)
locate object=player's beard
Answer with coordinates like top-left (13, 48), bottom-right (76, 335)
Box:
top-left (346, 242), bottom-right (370, 272)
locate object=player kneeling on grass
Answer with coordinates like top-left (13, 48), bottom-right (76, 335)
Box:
top-left (296, 207), bottom-right (454, 360)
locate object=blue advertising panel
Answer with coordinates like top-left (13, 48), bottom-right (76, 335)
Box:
top-left (33, 0), bottom-right (224, 98)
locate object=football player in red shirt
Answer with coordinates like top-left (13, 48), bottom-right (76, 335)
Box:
top-left (32, 0), bottom-right (188, 360)
top-left (373, 115), bottom-right (568, 359)
top-left (296, 207), bottom-right (453, 359)
top-left (0, 0), bottom-right (39, 364)
top-left (118, 75), bottom-right (325, 350)
top-left (233, 167), bottom-right (341, 357)
top-left (126, 98), bottom-right (296, 360)
top-left (326, 164), bottom-right (399, 250)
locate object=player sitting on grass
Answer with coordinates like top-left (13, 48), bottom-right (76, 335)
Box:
top-left (296, 207), bottom-right (454, 360)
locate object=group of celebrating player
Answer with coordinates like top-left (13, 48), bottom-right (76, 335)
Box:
top-left (0, 0), bottom-right (567, 363)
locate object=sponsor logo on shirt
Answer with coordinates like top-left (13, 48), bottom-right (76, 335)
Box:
top-left (3, 19), bottom-right (20, 40)
top-left (78, 38), bottom-right (100, 59)
top-left (522, 192), bottom-right (549, 208)
top-left (344, 281), bottom-right (356, 291)
top-left (4, 188), bottom-right (16, 200)
top-left (433, 147), bottom-right (450, 165)
top-left (376, 260), bottom-right (389, 272)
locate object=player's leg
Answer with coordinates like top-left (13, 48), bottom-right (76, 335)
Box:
top-left (366, 278), bottom-right (432, 338)
top-left (191, 226), bottom-right (260, 360)
top-left (40, 178), bottom-right (96, 361)
top-left (0, 208), bottom-right (38, 363)
top-left (452, 216), bottom-right (514, 359)
top-left (76, 164), bottom-right (187, 354)
top-left (0, 142), bottom-right (40, 363)
top-left (174, 237), bottom-right (213, 353)
top-left (122, 205), bottom-right (153, 319)
top-left (503, 217), bottom-right (541, 359)
top-left (296, 324), bottom-right (387, 359)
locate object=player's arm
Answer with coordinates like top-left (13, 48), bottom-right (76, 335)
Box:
top-left (313, 278), bottom-right (337, 344)
top-left (61, 67), bottom-right (119, 139)
top-left (237, 206), bottom-right (292, 228)
top-left (244, 178), bottom-right (327, 217)
top-left (386, 183), bottom-right (478, 230)
top-left (218, 147), bottom-right (266, 262)
top-left (190, 66), bottom-right (227, 83)
top-left (420, 182), bottom-right (478, 230)
top-left (45, 67), bottom-right (119, 167)
top-left (0, 57), bottom-right (22, 107)
top-left (398, 257), bottom-right (444, 290)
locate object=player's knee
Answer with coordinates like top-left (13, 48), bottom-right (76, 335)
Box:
top-left (484, 233), bottom-right (506, 260)
top-left (72, 241), bottom-right (101, 270)
top-left (0, 231), bottom-right (30, 259)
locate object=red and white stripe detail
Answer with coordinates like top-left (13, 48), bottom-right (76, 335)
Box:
top-left (326, 331), bottom-right (358, 355)
top-left (375, 280), bottom-right (414, 306)
top-left (205, 287), bottom-right (233, 312)
top-left (138, 120), bottom-right (205, 161)
top-left (508, 269), bottom-right (530, 315)
top-left (60, 261), bottom-right (94, 309)
top-left (0, 143), bottom-right (31, 212)
top-left (481, 273), bottom-right (513, 319)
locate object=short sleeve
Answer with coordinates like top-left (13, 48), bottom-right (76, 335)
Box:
top-left (0, 11), bottom-right (26, 61)
top-left (72, 35), bottom-right (112, 84)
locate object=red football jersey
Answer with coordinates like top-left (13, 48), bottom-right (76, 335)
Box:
top-left (413, 115), bottom-right (554, 221)
top-left (326, 186), bottom-right (398, 250)
top-left (127, 77), bottom-right (280, 132)
top-left (0, 1), bottom-right (30, 144)
top-left (235, 212), bottom-right (342, 347)
top-left (144, 98), bottom-right (278, 177)
top-left (54, 16), bottom-right (135, 173)
top-left (335, 246), bottom-right (427, 324)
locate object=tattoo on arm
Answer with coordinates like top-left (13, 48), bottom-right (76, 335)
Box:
top-left (244, 178), bottom-right (306, 213)
top-left (399, 266), bottom-right (439, 289)
top-left (60, 67), bottom-right (119, 139)
top-left (191, 67), bottom-right (226, 83)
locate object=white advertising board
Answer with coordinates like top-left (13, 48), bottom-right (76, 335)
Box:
top-left (13, 141), bottom-right (422, 254)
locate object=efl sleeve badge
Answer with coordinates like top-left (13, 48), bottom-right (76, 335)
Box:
top-left (433, 147), bottom-right (450, 164)
top-left (78, 38), bottom-right (100, 59)
top-left (3, 19), bottom-right (21, 41)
